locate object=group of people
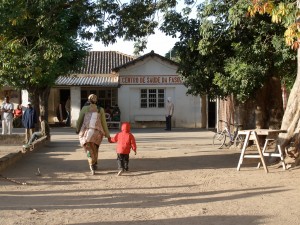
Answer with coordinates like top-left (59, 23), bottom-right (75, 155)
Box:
top-left (75, 94), bottom-right (175, 176)
top-left (76, 94), bottom-right (137, 176)
top-left (0, 96), bottom-right (50, 148)
top-left (1, 93), bottom-right (174, 176)
top-left (105, 104), bottom-right (121, 121)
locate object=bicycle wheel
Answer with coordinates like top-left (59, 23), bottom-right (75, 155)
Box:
top-left (213, 132), bottom-right (226, 149)
top-left (234, 135), bottom-right (245, 149)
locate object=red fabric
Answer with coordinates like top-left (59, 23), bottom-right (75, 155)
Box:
top-left (14, 109), bottom-right (22, 118)
top-left (111, 122), bottom-right (136, 154)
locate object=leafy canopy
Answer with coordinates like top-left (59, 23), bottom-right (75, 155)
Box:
top-left (0, 0), bottom-right (178, 91)
top-left (162, 0), bottom-right (296, 102)
top-left (0, 0), bottom-right (91, 91)
top-left (248, 0), bottom-right (299, 48)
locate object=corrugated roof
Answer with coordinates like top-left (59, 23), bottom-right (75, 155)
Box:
top-left (55, 76), bottom-right (119, 87)
top-left (77, 51), bottom-right (135, 74)
top-left (55, 51), bottom-right (135, 87)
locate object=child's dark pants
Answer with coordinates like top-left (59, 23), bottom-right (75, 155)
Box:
top-left (117, 153), bottom-right (129, 171)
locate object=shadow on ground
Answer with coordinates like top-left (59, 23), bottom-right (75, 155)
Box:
top-left (70, 215), bottom-right (265, 225)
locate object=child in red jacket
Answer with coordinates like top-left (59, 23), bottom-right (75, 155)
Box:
top-left (109, 122), bottom-right (137, 176)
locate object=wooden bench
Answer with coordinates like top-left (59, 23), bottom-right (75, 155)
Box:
top-left (105, 113), bottom-right (121, 129)
top-left (107, 121), bottom-right (121, 129)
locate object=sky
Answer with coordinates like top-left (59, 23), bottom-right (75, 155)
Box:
top-left (86, 1), bottom-right (199, 56)
top-left (88, 30), bottom-right (178, 57)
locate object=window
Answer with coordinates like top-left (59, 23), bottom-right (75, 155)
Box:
top-left (140, 89), bottom-right (165, 108)
top-left (81, 88), bottom-right (117, 108)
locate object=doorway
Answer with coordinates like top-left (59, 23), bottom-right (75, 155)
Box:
top-left (57, 89), bottom-right (70, 123)
top-left (208, 99), bottom-right (216, 128)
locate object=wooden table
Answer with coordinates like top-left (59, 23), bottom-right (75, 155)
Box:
top-left (237, 129), bottom-right (287, 173)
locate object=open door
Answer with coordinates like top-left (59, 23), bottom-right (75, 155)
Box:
top-left (56, 89), bottom-right (70, 125)
top-left (208, 98), bottom-right (216, 128)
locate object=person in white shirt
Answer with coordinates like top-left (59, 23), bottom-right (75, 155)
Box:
top-left (1, 96), bottom-right (14, 135)
top-left (165, 97), bottom-right (174, 131)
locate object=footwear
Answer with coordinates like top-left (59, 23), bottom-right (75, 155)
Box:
top-left (22, 144), bottom-right (32, 149)
top-left (89, 165), bottom-right (95, 175)
top-left (92, 164), bottom-right (98, 171)
top-left (117, 170), bottom-right (123, 176)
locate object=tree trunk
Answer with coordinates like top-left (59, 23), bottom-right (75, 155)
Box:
top-left (39, 86), bottom-right (51, 122)
top-left (255, 76), bottom-right (283, 129)
top-left (27, 86), bottom-right (51, 126)
top-left (279, 49), bottom-right (300, 163)
top-left (236, 99), bottom-right (256, 130)
top-left (28, 87), bottom-right (40, 117)
top-left (26, 87), bottom-right (40, 130)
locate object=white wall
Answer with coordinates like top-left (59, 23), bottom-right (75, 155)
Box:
top-left (118, 56), bottom-right (202, 128)
top-left (70, 87), bottom-right (81, 127)
top-left (49, 55), bottom-right (202, 128)
top-left (121, 57), bottom-right (176, 75)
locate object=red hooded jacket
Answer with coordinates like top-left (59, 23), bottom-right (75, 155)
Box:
top-left (111, 122), bottom-right (137, 154)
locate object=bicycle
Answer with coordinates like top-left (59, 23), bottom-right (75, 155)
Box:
top-left (212, 120), bottom-right (244, 149)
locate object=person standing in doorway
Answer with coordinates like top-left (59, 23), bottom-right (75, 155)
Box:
top-left (76, 94), bottom-right (111, 175)
top-left (165, 97), bottom-right (174, 131)
top-left (22, 102), bottom-right (38, 143)
top-left (65, 96), bottom-right (71, 126)
top-left (1, 96), bottom-right (14, 134)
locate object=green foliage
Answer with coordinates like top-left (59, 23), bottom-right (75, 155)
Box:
top-left (0, 0), bottom-right (89, 91)
top-left (1, 0), bottom-right (295, 105)
top-left (0, 0), bottom-right (185, 92)
top-left (0, 0), bottom-right (169, 92)
top-left (161, 0), bottom-right (296, 102)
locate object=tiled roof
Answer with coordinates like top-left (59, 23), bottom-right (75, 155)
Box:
top-left (55, 76), bottom-right (119, 87)
top-left (76, 51), bottom-right (135, 74)
top-left (112, 50), bottom-right (179, 72)
top-left (55, 51), bottom-right (135, 86)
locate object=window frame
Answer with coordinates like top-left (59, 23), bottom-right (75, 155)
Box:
top-left (140, 88), bottom-right (165, 108)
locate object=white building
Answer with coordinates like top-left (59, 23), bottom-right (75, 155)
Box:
top-left (114, 51), bottom-right (201, 128)
top-left (47, 51), bottom-right (203, 128)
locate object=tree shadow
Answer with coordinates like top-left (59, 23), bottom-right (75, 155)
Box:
top-left (0, 133), bottom-right (272, 185)
top-left (70, 215), bottom-right (265, 225)
top-left (0, 185), bottom-right (287, 211)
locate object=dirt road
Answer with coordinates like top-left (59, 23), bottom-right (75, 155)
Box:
top-left (0, 128), bottom-right (299, 225)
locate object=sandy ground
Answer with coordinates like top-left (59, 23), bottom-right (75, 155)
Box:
top-left (0, 128), bottom-right (300, 225)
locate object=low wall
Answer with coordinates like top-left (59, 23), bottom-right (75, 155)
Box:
top-left (0, 134), bottom-right (25, 145)
top-left (0, 135), bottom-right (49, 172)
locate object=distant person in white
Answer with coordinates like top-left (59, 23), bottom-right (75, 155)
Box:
top-left (165, 97), bottom-right (174, 131)
top-left (1, 96), bottom-right (14, 134)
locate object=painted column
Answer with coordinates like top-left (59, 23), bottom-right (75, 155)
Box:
top-left (70, 87), bottom-right (81, 128)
